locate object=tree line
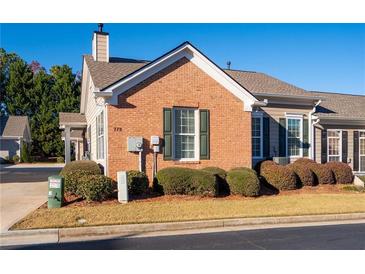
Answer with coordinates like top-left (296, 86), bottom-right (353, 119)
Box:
top-left (0, 48), bottom-right (81, 159)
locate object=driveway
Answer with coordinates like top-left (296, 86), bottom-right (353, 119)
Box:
top-left (0, 164), bottom-right (63, 232)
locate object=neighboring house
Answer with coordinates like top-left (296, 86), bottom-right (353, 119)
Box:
top-left (0, 116), bottom-right (32, 161)
top-left (59, 26), bottom-right (365, 182)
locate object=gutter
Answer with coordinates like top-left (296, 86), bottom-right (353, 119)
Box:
top-left (252, 99), bottom-right (268, 107)
top-left (309, 100), bottom-right (322, 159)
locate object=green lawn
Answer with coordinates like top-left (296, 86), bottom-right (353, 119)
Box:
top-left (11, 193), bottom-right (365, 230)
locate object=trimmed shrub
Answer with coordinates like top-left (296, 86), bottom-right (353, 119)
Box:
top-left (309, 163), bottom-right (335, 185)
top-left (293, 158), bottom-right (316, 165)
top-left (201, 167), bottom-right (227, 179)
top-left (325, 162), bottom-right (353, 184)
top-left (12, 155), bottom-right (20, 163)
top-left (20, 143), bottom-right (32, 163)
top-left (77, 175), bottom-right (116, 201)
top-left (254, 160), bottom-right (276, 174)
top-left (60, 160), bottom-right (101, 176)
top-left (57, 156), bottom-right (65, 163)
top-left (63, 170), bottom-right (98, 195)
top-left (156, 167), bottom-right (217, 196)
top-left (201, 167), bottom-right (228, 195)
top-left (288, 163), bottom-right (315, 186)
top-left (226, 168), bottom-right (260, 197)
top-left (260, 162), bottom-right (297, 190)
top-left (127, 170), bottom-right (149, 195)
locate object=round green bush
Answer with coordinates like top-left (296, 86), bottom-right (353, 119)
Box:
top-left (12, 155), bottom-right (20, 163)
top-left (288, 162), bottom-right (315, 186)
top-left (156, 167), bottom-right (217, 196)
top-left (127, 170), bottom-right (149, 195)
top-left (325, 162), bottom-right (353, 184)
top-left (60, 160), bottom-right (101, 176)
top-left (77, 175), bottom-right (116, 201)
top-left (260, 162), bottom-right (297, 190)
top-left (63, 170), bottom-right (98, 195)
top-left (226, 168), bottom-right (260, 197)
top-left (308, 163), bottom-right (335, 185)
top-left (201, 167), bottom-right (228, 195)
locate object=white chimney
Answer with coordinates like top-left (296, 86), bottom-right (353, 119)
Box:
top-left (92, 23), bottom-right (109, 62)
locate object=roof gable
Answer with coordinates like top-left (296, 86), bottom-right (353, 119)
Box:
top-left (0, 116), bottom-right (30, 139)
top-left (92, 42), bottom-right (258, 111)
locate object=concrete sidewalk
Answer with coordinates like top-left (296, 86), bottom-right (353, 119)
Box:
top-left (0, 163), bottom-right (62, 232)
top-left (1, 213), bottom-right (365, 247)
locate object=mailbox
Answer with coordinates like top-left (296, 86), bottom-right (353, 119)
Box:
top-left (48, 175), bottom-right (64, 208)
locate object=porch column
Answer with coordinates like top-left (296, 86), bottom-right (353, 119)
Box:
top-left (65, 126), bottom-right (71, 164)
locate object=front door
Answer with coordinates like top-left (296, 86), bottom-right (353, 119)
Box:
top-left (360, 131), bottom-right (365, 172)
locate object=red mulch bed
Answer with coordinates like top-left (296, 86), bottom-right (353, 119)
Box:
top-left (38, 184), bottom-right (350, 209)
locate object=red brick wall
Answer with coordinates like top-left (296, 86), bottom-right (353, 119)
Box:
top-left (107, 57), bottom-right (252, 183)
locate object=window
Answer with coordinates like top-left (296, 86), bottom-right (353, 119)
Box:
top-left (252, 117), bottom-right (262, 158)
top-left (359, 131), bottom-right (365, 171)
top-left (173, 108), bottom-right (198, 160)
top-left (327, 130), bottom-right (341, 162)
top-left (287, 117), bottom-right (302, 157)
top-left (96, 111), bottom-right (104, 160)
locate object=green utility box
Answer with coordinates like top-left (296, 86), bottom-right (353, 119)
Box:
top-left (48, 175), bottom-right (64, 208)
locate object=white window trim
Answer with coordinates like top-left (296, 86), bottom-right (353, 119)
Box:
top-left (285, 115), bottom-right (303, 158)
top-left (358, 131), bottom-right (365, 171)
top-left (96, 111), bottom-right (105, 160)
top-left (252, 112), bottom-right (263, 159)
top-left (172, 108), bottom-right (200, 161)
top-left (327, 129), bottom-right (342, 163)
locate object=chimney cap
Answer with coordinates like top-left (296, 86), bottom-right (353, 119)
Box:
top-left (94, 23), bottom-right (109, 35)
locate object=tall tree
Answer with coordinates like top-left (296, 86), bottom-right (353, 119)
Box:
top-left (5, 58), bottom-right (33, 116)
top-left (0, 48), bottom-right (20, 116)
top-left (50, 65), bottom-right (80, 113)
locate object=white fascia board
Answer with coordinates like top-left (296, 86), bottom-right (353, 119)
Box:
top-left (104, 43), bottom-right (258, 110)
top-left (80, 58), bottom-right (89, 114)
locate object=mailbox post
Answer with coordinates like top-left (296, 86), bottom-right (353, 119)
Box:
top-left (48, 175), bottom-right (64, 208)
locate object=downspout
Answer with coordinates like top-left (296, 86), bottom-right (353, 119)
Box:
top-left (309, 100), bottom-right (321, 160)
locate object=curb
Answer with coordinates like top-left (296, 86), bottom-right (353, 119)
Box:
top-left (1, 213), bottom-right (365, 246)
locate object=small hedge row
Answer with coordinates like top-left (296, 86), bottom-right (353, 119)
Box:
top-left (226, 167), bottom-right (260, 197)
top-left (259, 161), bottom-right (297, 190)
top-left (257, 158), bottom-right (353, 189)
top-left (156, 167), bottom-right (218, 196)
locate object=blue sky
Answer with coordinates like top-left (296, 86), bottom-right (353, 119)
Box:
top-left (1, 23), bottom-right (364, 95)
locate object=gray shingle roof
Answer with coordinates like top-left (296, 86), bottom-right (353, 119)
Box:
top-left (224, 70), bottom-right (309, 96)
top-left (84, 55), bottom-right (148, 90)
top-left (309, 91), bottom-right (365, 120)
top-left (0, 116), bottom-right (28, 137)
top-left (83, 54), bottom-right (364, 120)
top-left (59, 112), bottom-right (86, 125)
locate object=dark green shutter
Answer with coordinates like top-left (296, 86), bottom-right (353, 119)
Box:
top-left (200, 109), bottom-right (210, 160)
top-left (163, 108), bottom-right (172, 160)
top-left (342, 131), bottom-right (348, 163)
top-left (279, 118), bottom-right (286, 157)
top-left (303, 119), bottom-right (309, 157)
top-left (263, 117), bottom-right (270, 158)
top-left (321, 129), bottom-right (327, 164)
top-left (353, 131), bottom-right (359, 171)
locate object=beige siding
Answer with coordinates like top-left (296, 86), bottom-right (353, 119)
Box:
top-left (83, 60), bottom-right (105, 166)
top-left (315, 126), bottom-right (322, 163)
top-left (314, 125), bottom-right (365, 170)
top-left (259, 105), bottom-right (312, 161)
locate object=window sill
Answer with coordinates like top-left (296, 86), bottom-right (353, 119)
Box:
top-left (173, 160), bottom-right (201, 165)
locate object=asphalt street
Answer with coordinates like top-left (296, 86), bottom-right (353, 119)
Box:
top-left (4, 222), bottom-right (365, 250)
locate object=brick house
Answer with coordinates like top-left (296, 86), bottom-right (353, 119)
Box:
top-left (59, 26), bottom-right (365, 182)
